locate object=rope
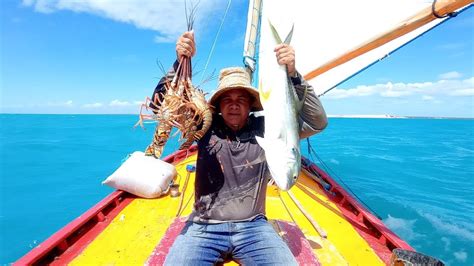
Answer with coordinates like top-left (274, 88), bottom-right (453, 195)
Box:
top-left (175, 170), bottom-right (191, 217)
top-left (432, 0), bottom-right (457, 19)
top-left (306, 138), bottom-right (382, 219)
top-left (286, 190), bottom-right (328, 238)
top-left (200, 0), bottom-right (232, 83)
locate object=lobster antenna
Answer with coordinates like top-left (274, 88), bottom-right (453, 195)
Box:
top-left (196, 69), bottom-right (217, 90)
top-left (189, 58), bottom-right (200, 79)
top-left (192, 69), bottom-right (203, 78)
top-left (156, 60), bottom-right (167, 77)
top-left (185, 0), bottom-right (200, 31)
top-left (191, 0), bottom-right (200, 29)
top-left (185, 0), bottom-right (189, 30)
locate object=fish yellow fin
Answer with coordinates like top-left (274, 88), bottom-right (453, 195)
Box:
top-left (259, 81), bottom-right (271, 103)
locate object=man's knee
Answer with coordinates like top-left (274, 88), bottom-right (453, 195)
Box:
top-left (164, 234), bottom-right (225, 265)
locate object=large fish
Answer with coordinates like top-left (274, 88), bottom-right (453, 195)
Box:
top-left (257, 18), bottom-right (305, 191)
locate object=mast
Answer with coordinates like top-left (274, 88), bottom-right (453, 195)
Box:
top-left (304, 0), bottom-right (472, 81)
top-left (243, 0), bottom-right (262, 81)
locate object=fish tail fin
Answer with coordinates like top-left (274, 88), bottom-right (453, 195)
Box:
top-left (268, 20), bottom-right (294, 45)
top-left (283, 24), bottom-right (294, 44)
top-left (268, 20), bottom-right (283, 44)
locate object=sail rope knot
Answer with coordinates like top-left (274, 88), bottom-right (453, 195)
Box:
top-left (432, 0), bottom-right (458, 19)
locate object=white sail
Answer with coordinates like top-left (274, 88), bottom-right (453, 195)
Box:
top-left (252, 0), bottom-right (469, 96)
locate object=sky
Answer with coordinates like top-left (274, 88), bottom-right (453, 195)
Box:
top-left (1, 0), bottom-right (473, 117)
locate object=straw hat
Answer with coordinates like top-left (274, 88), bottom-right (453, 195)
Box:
top-left (209, 67), bottom-right (262, 111)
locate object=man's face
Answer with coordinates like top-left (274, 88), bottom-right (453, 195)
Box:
top-left (219, 89), bottom-right (251, 131)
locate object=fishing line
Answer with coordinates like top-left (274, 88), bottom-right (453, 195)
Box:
top-left (306, 138), bottom-right (382, 219)
top-left (200, 0), bottom-right (232, 83)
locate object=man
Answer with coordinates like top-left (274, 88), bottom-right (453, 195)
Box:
top-left (151, 31), bottom-right (327, 265)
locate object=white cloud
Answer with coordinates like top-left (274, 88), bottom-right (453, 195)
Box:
top-left (449, 88), bottom-right (474, 96)
top-left (439, 71), bottom-right (462, 80)
top-left (82, 102), bottom-right (103, 108)
top-left (1, 104), bottom-right (25, 109)
top-left (22, 0), bottom-right (223, 43)
top-left (2, 101), bottom-right (73, 109)
top-left (453, 250), bottom-right (467, 262)
top-left (22, 0), bottom-right (55, 13)
top-left (436, 42), bottom-right (465, 51)
top-left (109, 99), bottom-right (131, 106)
top-left (422, 95), bottom-right (434, 101)
top-left (326, 76), bottom-right (473, 99)
top-left (421, 95), bottom-right (443, 104)
top-left (154, 35), bottom-right (176, 44)
top-left (26, 99), bottom-right (146, 110)
top-left (45, 100), bottom-right (73, 107)
top-left (380, 89), bottom-right (412, 98)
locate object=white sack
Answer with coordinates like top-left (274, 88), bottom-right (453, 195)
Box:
top-left (102, 151), bottom-right (177, 198)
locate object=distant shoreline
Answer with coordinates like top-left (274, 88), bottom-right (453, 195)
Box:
top-left (1, 113), bottom-right (473, 120)
top-left (327, 114), bottom-right (474, 120)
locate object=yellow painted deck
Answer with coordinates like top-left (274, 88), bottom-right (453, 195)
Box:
top-left (70, 154), bottom-right (384, 265)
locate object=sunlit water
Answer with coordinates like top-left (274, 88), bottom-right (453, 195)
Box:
top-left (1, 115), bottom-right (473, 265)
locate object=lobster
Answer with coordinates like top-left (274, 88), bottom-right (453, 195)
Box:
top-left (136, 56), bottom-right (212, 158)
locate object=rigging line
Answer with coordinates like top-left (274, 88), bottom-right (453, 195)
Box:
top-left (317, 4), bottom-right (473, 98)
top-left (200, 0), bottom-right (232, 83)
top-left (306, 139), bottom-right (382, 219)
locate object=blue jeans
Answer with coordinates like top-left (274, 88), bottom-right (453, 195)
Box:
top-left (164, 216), bottom-right (298, 265)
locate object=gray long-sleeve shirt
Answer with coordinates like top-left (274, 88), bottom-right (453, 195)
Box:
top-left (188, 72), bottom-right (327, 223)
top-left (151, 62), bottom-right (327, 223)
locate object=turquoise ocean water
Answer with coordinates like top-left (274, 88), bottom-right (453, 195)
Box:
top-left (1, 114), bottom-right (473, 265)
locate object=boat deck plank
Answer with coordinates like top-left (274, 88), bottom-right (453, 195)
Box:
top-left (280, 173), bottom-right (384, 265)
top-left (68, 154), bottom-right (384, 265)
top-left (69, 156), bottom-right (197, 265)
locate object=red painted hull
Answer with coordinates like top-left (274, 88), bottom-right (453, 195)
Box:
top-left (15, 145), bottom-right (411, 265)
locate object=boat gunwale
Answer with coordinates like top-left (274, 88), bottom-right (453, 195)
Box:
top-left (15, 145), bottom-right (412, 265)
top-left (301, 157), bottom-right (413, 263)
top-left (14, 146), bottom-right (199, 266)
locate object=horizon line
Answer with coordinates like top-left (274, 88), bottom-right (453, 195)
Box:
top-left (1, 113), bottom-right (473, 120)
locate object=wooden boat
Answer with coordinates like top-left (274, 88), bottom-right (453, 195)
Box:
top-left (15, 0), bottom-right (471, 265)
top-left (16, 146), bottom-right (420, 265)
